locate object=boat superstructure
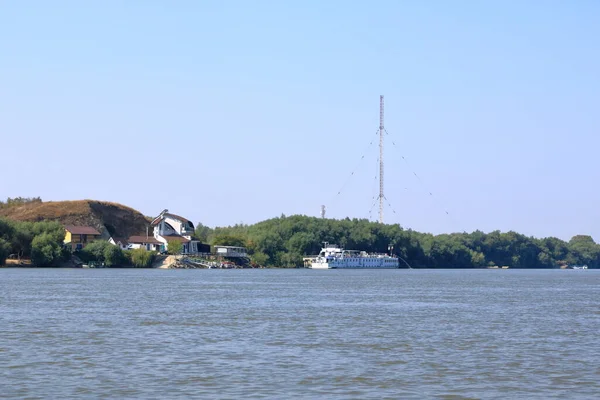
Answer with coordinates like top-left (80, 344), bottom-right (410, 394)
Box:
top-left (309, 243), bottom-right (399, 269)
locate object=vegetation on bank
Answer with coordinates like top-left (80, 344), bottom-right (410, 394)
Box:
top-left (2, 196), bottom-right (599, 269)
top-left (201, 215), bottom-right (600, 268)
top-left (77, 241), bottom-right (155, 267)
top-left (0, 219), bottom-right (69, 266)
top-left (0, 218), bottom-right (155, 267)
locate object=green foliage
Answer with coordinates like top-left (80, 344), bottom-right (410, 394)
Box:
top-left (167, 240), bottom-right (183, 255)
top-left (0, 238), bottom-right (10, 265)
top-left (31, 233), bottom-right (64, 266)
top-left (0, 218), bottom-right (15, 240)
top-left (194, 222), bottom-right (212, 243)
top-left (103, 245), bottom-right (125, 267)
top-left (0, 196), bottom-right (42, 209)
top-left (11, 223), bottom-right (34, 260)
top-left (250, 251), bottom-right (269, 266)
top-left (3, 213), bottom-right (600, 269)
top-left (0, 219), bottom-right (67, 264)
top-left (30, 220), bottom-right (65, 243)
top-left (79, 240), bottom-right (111, 262)
top-left (126, 248), bottom-right (155, 267)
top-left (567, 235), bottom-right (599, 266)
top-left (210, 215), bottom-right (600, 268)
top-left (211, 233), bottom-right (247, 247)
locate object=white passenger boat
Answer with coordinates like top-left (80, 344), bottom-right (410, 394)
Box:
top-left (309, 243), bottom-right (399, 269)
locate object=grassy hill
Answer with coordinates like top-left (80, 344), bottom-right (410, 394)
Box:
top-left (0, 200), bottom-right (151, 239)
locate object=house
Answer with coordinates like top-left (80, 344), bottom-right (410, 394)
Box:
top-left (214, 245), bottom-right (248, 258)
top-left (108, 237), bottom-right (129, 250)
top-left (127, 236), bottom-right (162, 252)
top-left (150, 209), bottom-right (205, 254)
top-left (64, 225), bottom-right (102, 251)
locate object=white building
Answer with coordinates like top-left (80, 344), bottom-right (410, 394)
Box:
top-left (108, 237), bottom-right (129, 250)
top-left (214, 245), bottom-right (248, 258)
top-left (127, 236), bottom-right (162, 251)
top-left (150, 209), bottom-right (204, 254)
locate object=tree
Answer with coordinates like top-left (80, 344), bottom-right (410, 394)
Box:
top-left (167, 240), bottom-right (183, 255)
top-left (126, 248), bottom-right (155, 267)
top-left (568, 235), bottom-right (600, 267)
top-left (11, 222), bottom-right (33, 261)
top-left (31, 233), bottom-right (63, 266)
top-left (30, 220), bottom-right (64, 242)
top-left (470, 250), bottom-right (486, 267)
top-left (211, 233), bottom-right (246, 247)
top-left (0, 218), bottom-right (15, 241)
top-left (0, 238), bottom-right (10, 265)
top-left (250, 251), bottom-right (269, 267)
top-left (194, 222), bottom-right (212, 243)
top-left (104, 245), bottom-right (125, 267)
top-left (0, 196), bottom-right (41, 209)
top-left (80, 240), bottom-right (111, 262)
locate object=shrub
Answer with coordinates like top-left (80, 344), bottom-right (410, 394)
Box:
top-left (104, 245), bottom-right (125, 267)
top-left (80, 241), bottom-right (111, 262)
top-left (126, 248), bottom-right (155, 267)
top-left (167, 240), bottom-right (183, 255)
top-left (31, 233), bottom-right (63, 266)
top-left (250, 251), bottom-right (269, 267)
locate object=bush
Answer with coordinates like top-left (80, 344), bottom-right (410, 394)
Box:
top-left (79, 241), bottom-right (111, 262)
top-left (104, 245), bottom-right (125, 267)
top-left (126, 248), bottom-right (155, 267)
top-left (250, 251), bottom-right (269, 267)
top-left (167, 240), bottom-right (183, 255)
top-left (31, 233), bottom-right (63, 266)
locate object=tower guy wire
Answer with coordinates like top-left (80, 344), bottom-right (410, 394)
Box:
top-left (385, 129), bottom-right (466, 232)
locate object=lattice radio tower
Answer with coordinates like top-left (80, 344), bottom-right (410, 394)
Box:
top-left (378, 95), bottom-right (385, 224)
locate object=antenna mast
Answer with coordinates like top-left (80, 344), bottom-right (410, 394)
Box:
top-left (379, 95), bottom-right (384, 223)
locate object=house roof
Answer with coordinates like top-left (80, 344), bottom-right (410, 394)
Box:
top-left (151, 212), bottom-right (192, 226)
top-left (64, 225), bottom-right (101, 235)
top-left (128, 235), bottom-right (162, 245)
top-left (112, 237), bottom-right (129, 245)
top-left (163, 234), bottom-right (190, 243)
top-left (166, 213), bottom-right (191, 224)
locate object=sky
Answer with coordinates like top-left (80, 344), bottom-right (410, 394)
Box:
top-left (1, 0), bottom-right (599, 241)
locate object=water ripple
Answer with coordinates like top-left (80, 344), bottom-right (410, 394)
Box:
top-left (1, 268), bottom-right (599, 399)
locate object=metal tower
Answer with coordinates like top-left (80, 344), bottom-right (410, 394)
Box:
top-left (379, 95), bottom-right (384, 223)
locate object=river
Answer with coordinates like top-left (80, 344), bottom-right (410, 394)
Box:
top-left (1, 268), bottom-right (598, 399)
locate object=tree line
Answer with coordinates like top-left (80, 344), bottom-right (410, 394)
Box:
top-left (0, 218), bottom-right (156, 267)
top-left (0, 196), bottom-right (42, 209)
top-left (198, 215), bottom-right (600, 268)
top-left (0, 219), bottom-right (70, 266)
top-left (3, 213), bottom-right (598, 269)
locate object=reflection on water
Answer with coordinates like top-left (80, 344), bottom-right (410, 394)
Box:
top-left (1, 268), bottom-right (599, 399)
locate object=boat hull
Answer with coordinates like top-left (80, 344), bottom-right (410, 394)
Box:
top-left (308, 243), bottom-right (400, 269)
top-left (309, 261), bottom-right (400, 269)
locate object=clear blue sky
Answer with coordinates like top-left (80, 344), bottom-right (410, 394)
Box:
top-left (1, 0), bottom-right (599, 241)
